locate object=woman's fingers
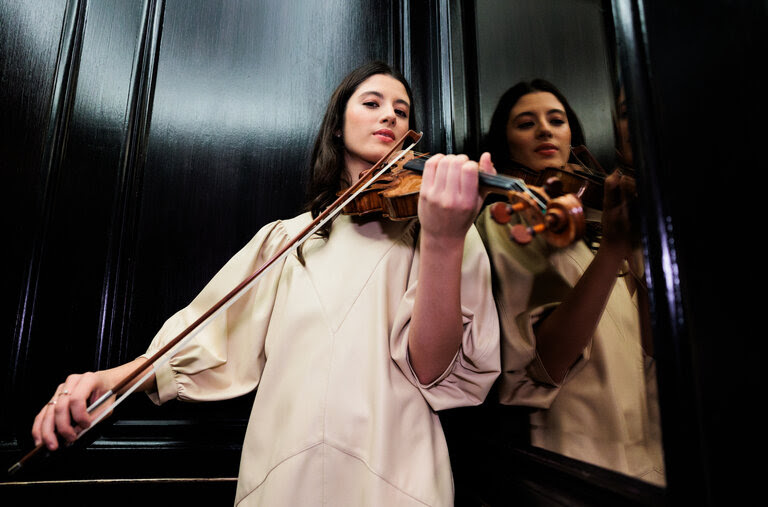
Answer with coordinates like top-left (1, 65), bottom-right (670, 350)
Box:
top-left (72, 371), bottom-right (107, 428)
top-left (31, 407), bottom-right (44, 447)
top-left (37, 384), bottom-right (66, 450)
top-left (478, 152), bottom-right (496, 175)
top-left (31, 372), bottom-right (106, 451)
top-left (422, 153), bottom-right (443, 191)
top-left (418, 154), bottom-right (482, 240)
top-left (52, 375), bottom-right (83, 443)
top-left (601, 170), bottom-right (638, 252)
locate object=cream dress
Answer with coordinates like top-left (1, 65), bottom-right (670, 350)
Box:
top-left (142, 212), bottom-right (500, 506)
top-left (476, 207), bottom-right (664, 486)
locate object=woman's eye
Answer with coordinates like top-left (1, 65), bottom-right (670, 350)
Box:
top-left (516, 121), bottom-right (534, 129)
top-left (363, 101), bottom-right (379, 108)
top-left (395, 109), bottom-right (408, 118)
top-left (550, 118), bottom-right (566, 126)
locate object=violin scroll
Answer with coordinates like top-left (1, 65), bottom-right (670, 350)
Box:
top-left (489, 192), bottom-right (584, 248)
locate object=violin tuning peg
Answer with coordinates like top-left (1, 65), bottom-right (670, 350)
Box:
top-left (509, 224), bottom-right (533, 245)
top-left (490, 202), bottom-right (513, 224)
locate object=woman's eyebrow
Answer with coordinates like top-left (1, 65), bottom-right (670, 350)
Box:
top-left (512, 108), bottom-right (566, 121)
top-left (359, 90), bottom-right (410, 109)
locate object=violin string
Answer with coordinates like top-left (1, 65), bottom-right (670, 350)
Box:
top-left (511, 179), bottom-right (547, 210)
top-left (407, 157), bottom-right (549, 213)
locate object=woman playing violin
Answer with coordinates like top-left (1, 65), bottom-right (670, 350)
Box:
top-left (475, 79), bottom-right (664, 485)
top-left (30, 61), bottom-right (500, 506)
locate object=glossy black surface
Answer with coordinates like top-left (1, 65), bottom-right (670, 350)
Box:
top-left (612, 1), bottom-right (765, 504)
top-left (2, 0), bottom-right (764, 505)
top-left (3, 0), bottom-right (399, 480)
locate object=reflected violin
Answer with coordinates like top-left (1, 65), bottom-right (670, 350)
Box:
top-left (539, 165), bottom-right (605, 211)
top-left (499, 145), bottom-right (608, 211)
top-left (497, 160), bottom-right (541, 186)
top-left (341, 151), bottom-right (586, 248)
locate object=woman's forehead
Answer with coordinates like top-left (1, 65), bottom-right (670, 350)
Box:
top-left (511, 92), bottom-right (564, 115)
top-left (352, 74), bottom-right (409, 104)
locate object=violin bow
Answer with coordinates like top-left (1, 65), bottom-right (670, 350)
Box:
top-left (8, 130), bottom-right (423, 476)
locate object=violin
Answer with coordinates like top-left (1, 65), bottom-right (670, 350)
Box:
top-left (341, 151), bottom-right (586, 248)
top-left (338, 150), bottom-right (422, 220)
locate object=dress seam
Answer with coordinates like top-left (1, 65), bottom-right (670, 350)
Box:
top-left (235, 441), bottom-right (325, 505)
top-left (323, 441), bottom-right (433, 506)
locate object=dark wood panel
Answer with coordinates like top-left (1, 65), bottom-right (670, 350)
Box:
top-left (5, 0), bottom-right (149, 454)
top-left (1, 0), bottom-right (71, 440)
top-left (2, 0), bottom-right (409, 483)
top-left (613, 1), bottom-right (766, 504)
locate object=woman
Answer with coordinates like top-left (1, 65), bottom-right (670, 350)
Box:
top-left (31, 61), bottom-right (500, 505)
top-left (475, 80), bottom-right (664, 485)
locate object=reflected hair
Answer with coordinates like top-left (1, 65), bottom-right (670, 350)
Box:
top-left (483, 79), bottom-right (585, 171)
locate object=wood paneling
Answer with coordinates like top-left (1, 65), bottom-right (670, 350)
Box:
top-left (2, 0), bottom-right (404, 481)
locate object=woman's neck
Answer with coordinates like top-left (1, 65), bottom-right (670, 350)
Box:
top-left (343, 154), bottom-right (373, 185)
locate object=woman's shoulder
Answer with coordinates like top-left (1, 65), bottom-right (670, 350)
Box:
top-left (277, 211), bottom-right (313, 235)
top-left (239, 212), bottom-right (313, 253)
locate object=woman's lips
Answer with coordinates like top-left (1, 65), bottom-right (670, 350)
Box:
top-left (535, 144), bottom-right (558, 156)
top-left (374, 129), bottom-right (396, 142)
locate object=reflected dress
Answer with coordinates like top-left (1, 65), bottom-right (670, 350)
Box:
top-left (476, 207), bottom-right (664, 486)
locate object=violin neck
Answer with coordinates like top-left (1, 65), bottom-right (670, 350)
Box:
top-left (402, 157), bottom-right (529, 195)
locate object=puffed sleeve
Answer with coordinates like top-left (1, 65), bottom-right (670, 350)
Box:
top-left (475, 206), bottom-right (591, 409)
top-left (141, 220), bottom-right (291, 405)
top-left (390, 224), bottom-right (501, 411)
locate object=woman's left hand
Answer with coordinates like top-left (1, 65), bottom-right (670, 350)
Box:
top-left (418, 152), bottom-right (494, 241)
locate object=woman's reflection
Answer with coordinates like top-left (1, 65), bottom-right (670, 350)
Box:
top-left (475, 79), bottom-right (665, 486)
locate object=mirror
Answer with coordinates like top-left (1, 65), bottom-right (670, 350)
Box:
top-left (452, 0), bottom-right (665, 488)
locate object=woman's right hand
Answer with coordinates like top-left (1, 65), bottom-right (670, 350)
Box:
top-left (30, 358), bottom-right (155, 451)
top-left (31, 371), bottom-right (113, 451)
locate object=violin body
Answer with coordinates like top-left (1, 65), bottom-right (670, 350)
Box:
top-left (340, 150), bottom-right (421, 220)
top-left (539, 165), bottom-right (605, 210)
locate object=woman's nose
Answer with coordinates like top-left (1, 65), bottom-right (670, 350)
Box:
top-left (536, 123), bottom-right (553, 138)
top-left (380, 105), bottom-right (396, 123)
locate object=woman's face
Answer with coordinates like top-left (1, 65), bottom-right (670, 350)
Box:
top-left (341, 73), bottom-right (411, 183)
top-left (505, 91), bottom-right (572, 172)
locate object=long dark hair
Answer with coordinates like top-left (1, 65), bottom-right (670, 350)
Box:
top-left (304, 61), bottom-right (416, 223)
top-left (297, 62), bottom-right (416, 263)
top-left (483, 79), bottom-right (585, 172)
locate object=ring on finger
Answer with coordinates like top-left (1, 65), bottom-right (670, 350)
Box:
top-left (48, 400), bottom-right (57, 406)
top-left (58, 389), bottom-right (70, 396)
